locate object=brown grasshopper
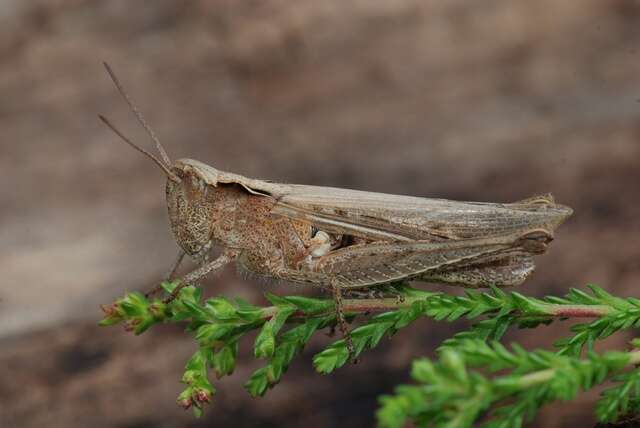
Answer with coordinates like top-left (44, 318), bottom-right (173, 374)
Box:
top-left (99, 63), bottom-right (572, 355)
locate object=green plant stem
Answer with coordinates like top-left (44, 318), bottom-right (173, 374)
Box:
top-left (503, 350), bottom-right (640, 391)
top-left (259, 296), bottom-right (612, 321)
top-left (514, 368), bottom-right (556, 389)
top-left (260, 297), bottom-right (413, 319)
top-left (544, 303), bottom-right (612, 317)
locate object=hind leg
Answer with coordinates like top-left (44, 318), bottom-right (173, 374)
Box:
top-left (422, 255), bottom-right (535, 288)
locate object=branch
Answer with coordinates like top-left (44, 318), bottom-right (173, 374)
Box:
top-left (99, 282), bottom-right (640, 419)
top-left (377, 341), bottom-right (640, 428)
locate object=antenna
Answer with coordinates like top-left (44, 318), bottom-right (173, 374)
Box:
top-left (99, 114), bottom-right (181, 183)
top-left (102, 61), bottom-right (173, 167)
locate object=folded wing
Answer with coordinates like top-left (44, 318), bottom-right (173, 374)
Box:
top-left (270, 184), bottom-right (572, 242)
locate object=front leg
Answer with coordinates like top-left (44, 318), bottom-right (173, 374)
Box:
top-left (163, 249), bottom-right (240, 303)
top-left (145, 249), bottom-right (186, 298)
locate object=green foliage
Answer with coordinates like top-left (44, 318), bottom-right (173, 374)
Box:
top-left (100, 282), bottom-right (640, 425)
top-left (378, 339), bottom-right (638, 428)
top-left (596, 368), bottom-right (640, 423)
top-left (178, 349), bottom-right (215, 417)
top-left (552, 286), bottom-right (640, 356)
top-left (246, 317), bottom-right (330, 396)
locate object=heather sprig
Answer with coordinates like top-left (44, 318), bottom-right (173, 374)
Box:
top-left (100, 282), bottom-right (640, 425)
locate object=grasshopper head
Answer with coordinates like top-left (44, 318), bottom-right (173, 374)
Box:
top-left (165, 160), bottom-right (218, 259)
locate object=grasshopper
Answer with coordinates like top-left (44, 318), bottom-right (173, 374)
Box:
top-left (100, 63), bottom-right (572, 355)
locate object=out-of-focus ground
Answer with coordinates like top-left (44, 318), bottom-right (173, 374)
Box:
top-left (1, 1), bottom-right (640, 427)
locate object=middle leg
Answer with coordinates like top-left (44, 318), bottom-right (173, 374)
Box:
top-left (331, 279), bottom-right (356, 362)
top-left (145, 249), bottom-right (186, 298)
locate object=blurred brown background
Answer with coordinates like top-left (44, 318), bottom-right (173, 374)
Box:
top-left (1, 1), bottom-right (640, 427)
